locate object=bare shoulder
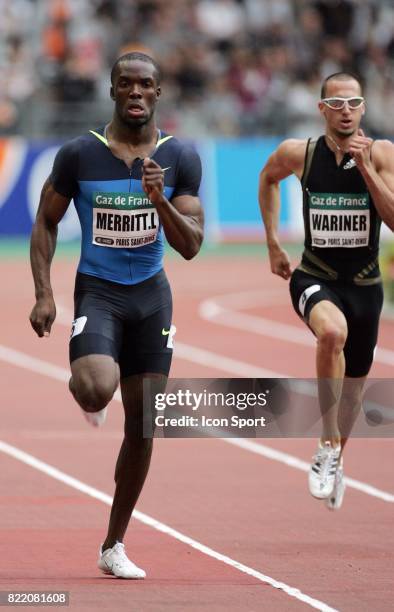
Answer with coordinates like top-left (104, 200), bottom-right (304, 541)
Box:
top-left (276, 138), bottom-right (308, 158)
top-left (277, 138), bottom-right (307, 164)
top-left (260, 138), bottom-right (308, 182)
top-left (275, 138), bottom-right (308, 178)
top-left (372, 139), bottom-right (394, 172)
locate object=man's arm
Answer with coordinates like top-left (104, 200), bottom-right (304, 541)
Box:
top-left (142, 157), bottom-right (204, 260)
top-left (349, 131), bottom-right (394, 230)
top-left (258, 139), bottom-right (306, 279)
top-left (154, 193), bottom-right (203, 260)
top-left (30, 180), bottom-right (71, 337)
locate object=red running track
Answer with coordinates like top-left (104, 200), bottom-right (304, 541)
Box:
top-left (1, 255), bottom-right (393, 611)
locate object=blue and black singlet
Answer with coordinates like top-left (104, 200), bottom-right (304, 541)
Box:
top-left (50, 127), bottom-right (202, 285)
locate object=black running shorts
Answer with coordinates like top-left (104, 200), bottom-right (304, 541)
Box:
top-left (289, 269), bottom-right (384, 377)
top-left (69, 270), bottom-right (173, 378)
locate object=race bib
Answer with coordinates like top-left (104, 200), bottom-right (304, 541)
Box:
top-left (92, 191), bottom-right (159, 248)
top-left (309, 192), bottom-right (370, 248)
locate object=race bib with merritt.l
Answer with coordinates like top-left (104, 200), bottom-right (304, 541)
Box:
top-left (92, 191), bottom-right (159, 248)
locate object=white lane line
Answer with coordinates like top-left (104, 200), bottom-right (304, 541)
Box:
top-left (199, 292), bottom-right (394, 368)
top-left (1, 344), bottom-right (393, 503)
top-left (374, 347), bottom-right (394, 367)
top-left (0, 439), bottom-right (338, 612)
top-left (0, 338), bottom-right (283, 384)
top-left (175, 341), bottom-right (285, 378)
top-left (0, 344), bottom-right (69, 383)
top-left (224, 439), bottom-right (394, 503)
top-left (0, 344), bottom-right (124, 401)
top-left (201, 301), bottom-right (313, 347)
top-left (198, 289), bottom-right (289, 311)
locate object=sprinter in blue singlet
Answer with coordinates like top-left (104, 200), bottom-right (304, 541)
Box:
top-left (30, 52), bottom-right (204, 578)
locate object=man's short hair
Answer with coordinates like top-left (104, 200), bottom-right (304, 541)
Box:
top-left (320, 72), bottom-right (363, 99)
top-left (111, 52), bottom-right (161, 86)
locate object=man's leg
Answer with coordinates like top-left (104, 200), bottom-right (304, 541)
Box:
top-left (305, 300), bottom-right (348, 500)
top-left (102, 372), bottom-right (167, 550)
top-left (96, 270), bottom-right (173, 575)
top-left (308, 300), bottom-right (348, 446)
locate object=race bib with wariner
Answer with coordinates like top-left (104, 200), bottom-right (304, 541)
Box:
top-left (309, 192), bottom-right (370, 248)
top-left (92, 191), bottom-right (159, 248)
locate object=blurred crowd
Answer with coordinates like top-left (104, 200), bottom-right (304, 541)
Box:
top-left (1, 0), bottom-right (394, 138)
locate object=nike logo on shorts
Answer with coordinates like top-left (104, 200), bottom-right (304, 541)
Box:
top-left (162, 324), bottom-right (176, 348)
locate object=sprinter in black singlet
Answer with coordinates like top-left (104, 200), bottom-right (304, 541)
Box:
top-left (259, 72), bottom-right (394, 510)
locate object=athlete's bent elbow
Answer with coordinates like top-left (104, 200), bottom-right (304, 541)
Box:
top-left (181, 234), bottom-right (203, 260)
top-left (259, 167), bottom-right (278, 188)
top-left (182, 251), bottom-right (195, 260)
top-left (182, 242), bottom-right (201, 260)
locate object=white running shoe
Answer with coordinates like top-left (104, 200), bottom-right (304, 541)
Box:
top-left (325, 463), bottom-right (346, 511)
top-left (98, 542), bottom-right (146, 579)
top-left (81, 407), bottom-right (107, 427)
top-left (308, 441), bottom-right (341, 499)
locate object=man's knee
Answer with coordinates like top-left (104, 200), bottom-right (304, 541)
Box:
top-left (318, 321), bottom-right (347, 356)
top-left (70, 355), bottom-right (119, 412)
top-left (70, 376), bottom-right (115, 412)
top-left (309, 301), bottom-right (348, 357)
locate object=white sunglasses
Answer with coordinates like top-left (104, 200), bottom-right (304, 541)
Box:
top-left (321, 96), bottom-right (364, 110)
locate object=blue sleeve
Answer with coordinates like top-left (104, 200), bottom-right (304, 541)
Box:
top-left (50, 140), bottom-right (79, 198)
top-left (172, 145), bottom-right (202, 198)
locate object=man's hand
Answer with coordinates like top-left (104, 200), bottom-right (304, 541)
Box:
top-left (142, 158), bottom-right (164, 204)
top-left (348, 129), bottom-right (374, 171)
top-left (268, 244), bottom-right (293, 280)
top-left (29, 295), bottom-right (56, 337)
